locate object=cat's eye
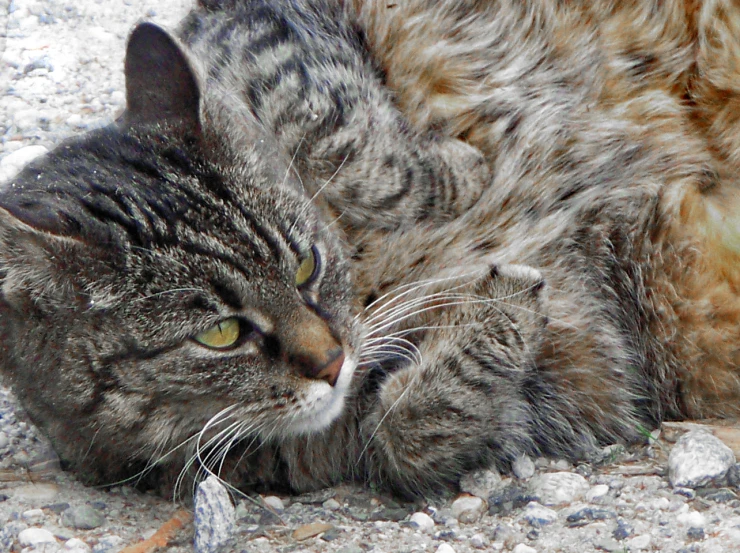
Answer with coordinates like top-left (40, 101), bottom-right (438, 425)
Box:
top-left (194, 318), bottom-right (241, 350)
top-left (295, 246), bottom-right (320, 287)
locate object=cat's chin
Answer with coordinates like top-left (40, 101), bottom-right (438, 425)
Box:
top-left (282, 354), bottom-right (358, 436)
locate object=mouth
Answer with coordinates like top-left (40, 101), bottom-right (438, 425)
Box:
top-left (278, 351), bottom-right (358, 436)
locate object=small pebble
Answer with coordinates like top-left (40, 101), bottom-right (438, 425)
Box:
top-left (512, 544), bottom-right (537, 553)
top-left (565, 507), bottom-right (614, 527)
top-left (521, 501), bottom-right (557, 527)
top-left (92, 534), bottom-right (123, 553)
top-left (322, 498), bottom-right (341, 510)
top-left (513, 455), bottom-right (536, 480)
top-left (594, 536), bottom-right (623, 552)
top-left (626, 534), bottom-right (651, 550)
top-left (64, 538), bottom-right (92, 553)
top-left (19, 528), bottom-right (57, 547)
top-left (469, 532), bottom-right (488, 549)
top-left (451, 495), bottom-right (486, 523)
top-left (62, 505), bottom-right (105, 530)
top-left (586, 484), bottom-right (610, 502)
top-left (320, 526), bottom-right (343, 541)
top-left (435, 544), bottom-right (456, 553)
top-left (528, 472), bottom-right (589, 506)
top-left (668, 430), bottom-right (735, 488)
top-left (488, 484), bottom-right (536, 515)
top-left (460, 468), bottom-right (501, 498)
top-left (673, 487), bottom-right (696, 499)
top-left (409, 512), bottom-right (435, 533)
top-left (262, 495), bottom-right (284, 511)
top-left (22, 508), bottom-right (45, 521)
top-left (686, 526), bottom-right (705, 541)
top-left (677, 510), bottom-right (706, 527)
top-left (194, 476), bottom-right (236, 553)
top-left (612, 519), bottom-right (633, 540)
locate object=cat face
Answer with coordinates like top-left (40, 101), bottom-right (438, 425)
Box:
top-left (0, 23), bottom-right (359, 479)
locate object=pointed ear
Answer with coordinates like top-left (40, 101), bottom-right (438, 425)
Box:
top-left (123, 22), bottom-right (203, 131)
top-left (0, 207), bottom-right (91, 310)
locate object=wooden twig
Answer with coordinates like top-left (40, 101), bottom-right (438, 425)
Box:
top-left (119, 509), bottom-right (192, 553)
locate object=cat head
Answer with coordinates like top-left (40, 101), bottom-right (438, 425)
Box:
top-left (0, 23), bottom-right (359, 484)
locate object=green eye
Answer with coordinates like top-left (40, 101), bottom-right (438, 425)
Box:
top-left (194, 318), bottom-right (240, 349)
top-left (295, 247), bottom-right (319, 287)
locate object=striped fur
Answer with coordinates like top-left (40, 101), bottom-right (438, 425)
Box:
top-left (0, 0), bottom-right (738, 498)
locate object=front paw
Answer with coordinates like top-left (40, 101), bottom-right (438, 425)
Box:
top-left (363, 344), bottom-right (533, 497)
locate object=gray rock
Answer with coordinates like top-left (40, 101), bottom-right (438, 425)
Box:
top-left (488, 483), bottom-right (537, 515)
top-left (61, 505), bottom-right (105, 530)
top-left (261, 495), bottom-right (284, 511)
top-left (409, 512), bottom-right (435, 533)
top-left (92, 535), bottom-right (123, 553)
top-left (64, 538), bottom-right (92, 553)
top-left (451, 495), bottom-right (486, 523)
top-left (194, 476), bottom-right (236, 553)
top-left (521, 501), bottom-right (558, 526)
top-left (668, 430), bottom-right (735, 488)
top-left (460, 468), bottom-right (501, 498)
top-left (565, 507), bottom-right (615, 527)
top-left (528, 471), bottom-right (589, 506)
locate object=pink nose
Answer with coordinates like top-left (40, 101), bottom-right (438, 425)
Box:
top-left (314, 349), bottom-right (345, 386)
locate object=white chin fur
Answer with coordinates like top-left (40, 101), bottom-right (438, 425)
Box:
top-left (283, 354), bottom-right (357, 436)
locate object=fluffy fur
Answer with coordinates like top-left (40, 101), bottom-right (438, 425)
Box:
top-left (0, 0), bottom-right (738, 498)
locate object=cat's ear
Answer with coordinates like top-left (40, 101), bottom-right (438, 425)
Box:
top-left (0, 207), bottom-right (94, 310)
top-left (123, 22), bottom-right (203, 132)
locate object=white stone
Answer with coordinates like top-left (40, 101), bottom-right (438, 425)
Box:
top-left (586, 484), bottom-right (609, 502)
top-left (435, 544), bottom-right (456, 553)
top-left (528, 472), bottom-right (589, 506)
top-left (551, 459), bottom-right (571, 470)
top-left (521, 501), bottom-right (557, 526)
top-left (513, 455), bottom-right (536, 480)
top-left (322, 498), bottom-right (341, 511)
top-left (460, 468), bottom-right (501, 498)
top-left (0, 431), bottom-right (9, 449)
top-left (677, 510), bottom-right (706, 528)
top-left (92, 534), bottom-right (123, 553)
top-left (470, 533), bottom-right (488, 549)
top-left (64, 538), bottom-right (92, 553)
top-left (626, 534), bottom-right (651, 550)
top-left (19, 528), bottom-right (57, 547)
top-left (22, 508), bottom-right (45, 521)
top-left (513, 544), bottom-right (537, 553)
top-left (652, 497), bottom-right (670, 510)
top-left (262, 495), bottom-right (284, 511)
top-left (451, 495), bottom-right (486, 523)
top-left (409, 512), bottom-right (435, 533)
top-left (194, 476), bottom-right (236, 553)
top-left (669, 430), bottom-right (735, 488)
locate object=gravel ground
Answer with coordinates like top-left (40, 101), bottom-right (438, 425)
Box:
top-left (3, 1), bottom-right (740, 552)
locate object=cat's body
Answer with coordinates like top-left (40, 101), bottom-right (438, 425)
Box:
top-left (0, 0), bottom-right (739, 498)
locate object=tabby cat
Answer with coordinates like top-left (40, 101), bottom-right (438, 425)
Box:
top-left (0, 0), bottom-right (739, 498)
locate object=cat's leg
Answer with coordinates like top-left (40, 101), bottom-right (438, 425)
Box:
top-left (358, 264), bottom-right (549, 495)
top-left (308, 117), bottom-right (491, 230)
